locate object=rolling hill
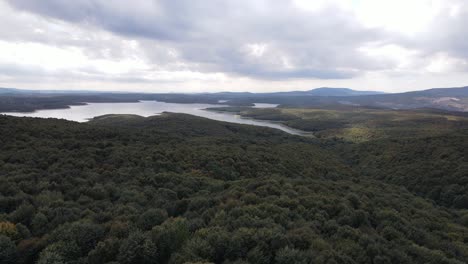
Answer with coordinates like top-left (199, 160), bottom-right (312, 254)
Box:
top-left (0, 86), bottom-right (468, 113)
top-left (0, 113), bottom-right (467, 263)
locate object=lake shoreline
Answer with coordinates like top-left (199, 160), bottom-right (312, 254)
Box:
top-left (1, 100), bottom-right (312, 136)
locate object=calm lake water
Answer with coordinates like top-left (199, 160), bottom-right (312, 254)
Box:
top-left (1, 101), bottom-right (308, 135)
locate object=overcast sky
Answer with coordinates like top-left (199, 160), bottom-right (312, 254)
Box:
top-left (1, 0), bottom-right (468, 93)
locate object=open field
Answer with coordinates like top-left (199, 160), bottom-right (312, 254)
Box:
top-left (208, 106), bottom-right (468, 142)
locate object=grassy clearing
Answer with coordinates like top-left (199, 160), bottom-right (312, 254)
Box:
top-left (212, 106), bottom-right (468, 142)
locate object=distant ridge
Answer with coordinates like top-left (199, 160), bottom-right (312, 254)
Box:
top-left (0, 87), bottom-right (116, 95)
top-left (211, 87), bottom-right (385, 97)
top-left (1, 86), bottom-right (468, 112)
top-left (404, 86), bottom-right (468, 97)
top-left (0, 87), bottom-right (383, 96)
top-left (303, 87), bottom-right (385, 96)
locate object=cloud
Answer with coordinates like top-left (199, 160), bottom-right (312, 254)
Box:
top-left (1, 0), bottom-right (468, 92)
top-left (4, 0), bottom-right (386, 80)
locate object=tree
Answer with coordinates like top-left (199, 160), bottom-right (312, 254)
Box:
top-left (37, 250), bottom-right (65, 264)
top-left (9, 203), bottom-right (35, 225)
top-left (0, 235), bottom-right (16, 264)
top-left (16, 238), bottom-right (42, 264)
top-left (52, 222), bottom-right (105, 256)
top-left (151, 217), bottom-right (190, 262)
top-left (171, 237), bottom-right (214, 264)
top-left (247, 246), bottom-right (270, 264)
top-left (38, 241), bottom-right (81, 263)
top-left (0, 222), bottom-right (18, 239)
top-left (87, 238), bottom-right (120, 264)
top-left (453, 195), bottom-right (468, 209)
top-left (275, 247), bottom-right (309, 264)
top-left (15, 223), bottom-right (31, 240)
top-left (118, 231), bottom-right (158, 264)
top-left (137, 209), bottom-right (168, 230)
top-left (31, 212), bottom-right (48, 236)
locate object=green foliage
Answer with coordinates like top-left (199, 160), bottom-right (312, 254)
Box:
top-left (38, 241), bottom-right (81, 263)
top-left (0, 114), bottom-right (467, 263)
top-left (340, 131), bottom-right (468, 208)
top-left (137, 209), bottom-right (168, 231)
top-left (275, 247), bottom-right (309, 264)
top-left (118, 231), bottom-right (158, 264)
top-left (50, 222), bottom-right (105, 256)
top-left (0, 235), bottom-right (16, 264)
top-left (37, 250), bottom-right (65, 264)
top-left (87, 238), bottom-right (120, 264)
top-left (214, 106), bottom-right (468, 142)
top-left (0, 221), bottom-right (18, 239)
top-left (31, 213), bottom-right (48, 236)
top-left (152, 217), bottom-right (190, 262)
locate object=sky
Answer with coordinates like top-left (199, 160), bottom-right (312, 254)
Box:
top-left (0, 0), bottom-right (468, 93)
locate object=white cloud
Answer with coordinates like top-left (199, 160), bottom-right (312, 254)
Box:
top-left (359, 44), bottom-right (421, 71)
top-left (292, 0), bottom-right (352, 12)
top-left (245, 43), bottom-right (268, 58)
top-left (0, 0), bottom-right (467, 92)
top-left (0, 40), bottom-right (146, 74)
top-left (293, 0), bottom-right (448, 35)
top-left (425, 52), bottom-right (468, 73)
top-left (353, 0), bottom-right (441, 35)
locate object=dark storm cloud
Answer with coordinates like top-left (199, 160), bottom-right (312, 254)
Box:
top-left (5, 0), bottom-right (386, 80)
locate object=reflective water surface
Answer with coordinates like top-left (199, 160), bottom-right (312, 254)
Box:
top-left (1, 101), bottom-right (308, 135)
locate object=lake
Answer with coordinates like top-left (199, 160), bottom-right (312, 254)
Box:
top-left (1, 100), bottom-right (308, 135)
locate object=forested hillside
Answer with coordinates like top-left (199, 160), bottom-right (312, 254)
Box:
top-left (341, 131), bottom-right (468, 208)
top-left (0, 114), bottom-right (467, 264)
top-left (208, 107), bottom-right (468, 142)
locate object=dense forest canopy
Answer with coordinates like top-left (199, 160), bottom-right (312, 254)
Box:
top-left (0, 112), bottom-right (467, 264)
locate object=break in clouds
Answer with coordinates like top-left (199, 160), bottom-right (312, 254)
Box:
top-left (1, 0), bottom-right (468, 92)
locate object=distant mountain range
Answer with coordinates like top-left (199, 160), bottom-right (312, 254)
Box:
top-left (202, 87), bottom-right (384, 97)
top-left (1, 86), bottom-right (468, 112)
top-left (345, 87), bottom-right (468, 112)
top-left (0, 87), bottom-right (384, 96)
top-left (212, 86), bottom-right (468, 112)
top-left (0, 87), bottom-right (111, 95)
top-left (273, 87), bottom-right (385, 96)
